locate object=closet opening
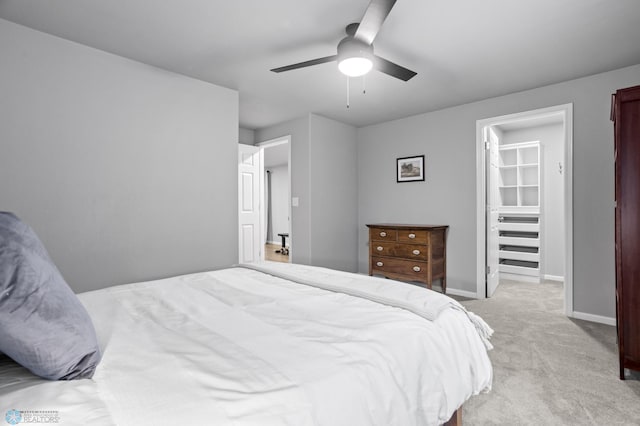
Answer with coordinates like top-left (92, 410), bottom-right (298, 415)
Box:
top-left (475, 104), bottom-right (574, 316)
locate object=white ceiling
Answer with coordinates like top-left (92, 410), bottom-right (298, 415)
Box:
top-left (1, 0), bottom-right (639, 130)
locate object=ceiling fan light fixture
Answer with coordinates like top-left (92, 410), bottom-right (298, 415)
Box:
top-left (338, 57), bottom-right (373, 77)
top-left (337, 37), bottom-right (374, 77)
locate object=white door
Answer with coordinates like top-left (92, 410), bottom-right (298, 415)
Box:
top-left (238, 144), bottom-right (261, 263)
top-left (486, 126), bottom-right (500, 297)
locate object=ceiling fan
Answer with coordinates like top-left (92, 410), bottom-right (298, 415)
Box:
top-left (270, 0), bottom-right (416, 81)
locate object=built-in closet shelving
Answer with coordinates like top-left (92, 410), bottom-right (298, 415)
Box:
top-left (498, 142), bottom-right (540, 211)
top-left (497, 142), bottom-right (541, 282)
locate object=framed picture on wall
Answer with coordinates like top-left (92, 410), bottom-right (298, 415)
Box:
top-left (396, 155), bottom-right (425, 182)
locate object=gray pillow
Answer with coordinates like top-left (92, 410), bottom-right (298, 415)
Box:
top-left (0, 212), bottom-right (101, 380)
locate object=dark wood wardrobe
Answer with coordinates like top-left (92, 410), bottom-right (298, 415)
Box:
top-left (612, 84), bottom-right (640, 379)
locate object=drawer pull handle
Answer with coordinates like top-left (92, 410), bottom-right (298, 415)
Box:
top-left (412, 249), bottom-right (421, 255)
top-left (376, 246), bottom-right (383, 251)
top-left (376, 261), bottom-right (384, 267)
top-left (379, 231), bottom-right (387, 237)
top-left (413, 266), bottom-right (421, 272)
top-left (408, 233), bottom-right (416, 239)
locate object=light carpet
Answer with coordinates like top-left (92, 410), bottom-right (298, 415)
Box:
top-left (455, 279), bottom-right (640, 425)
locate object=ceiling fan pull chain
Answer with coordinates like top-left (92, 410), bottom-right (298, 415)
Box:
top-left (363, 75), bottom-right (366, 94)
top-left (346, 76), bottom-right (350, 108)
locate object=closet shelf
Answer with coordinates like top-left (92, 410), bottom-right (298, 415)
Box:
top-left (499, 262), bottom-right (540, 277)
top-left (499, 250), bottom-right (539, 263)
top-left (499, 236), bottom-right (539, 246)
top-left (499, 222), bottom-right (539, 232)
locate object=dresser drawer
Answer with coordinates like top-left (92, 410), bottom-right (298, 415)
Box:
top-left (371, 257), bottom-right (428, 280)
top-left (369, 227), bottom-right (398, 241)
top-left (398, 229), bottom-right (428, 244)
top-left (371, 242), bottom-right (428, 261)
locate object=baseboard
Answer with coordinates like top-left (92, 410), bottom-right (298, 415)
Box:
top-left (446, 288), bottom-right (478, 299)
top-left (544, 274), bottom-right (564, 282)
top-left (266, 240), bottom-right (282, 246)
top-left (570, 311), bottom-right (616, 326)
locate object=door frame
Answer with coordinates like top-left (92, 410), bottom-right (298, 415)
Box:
top-left (256, 135), bottom-right (292, 261)
top-left (475, 103), bottom-right (574, 316)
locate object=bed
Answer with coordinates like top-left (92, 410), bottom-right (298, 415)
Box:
top-left (0, 214), bottom-right (492, 426)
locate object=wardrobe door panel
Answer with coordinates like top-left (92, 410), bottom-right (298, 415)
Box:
top-left (614, 85), bottom-right (640, 379)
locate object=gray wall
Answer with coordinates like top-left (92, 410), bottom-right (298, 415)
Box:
top-left (309, 114), bottom-right (358, 272)
top-left (256, 114), bottom-right (358, 272)
top-left (239, 127), bottom-right (256, 145)
top-left (502, 124), bottom-right (565, 279)
top-left (357, 63), bottom-right (640, 319)
top-left (0, 19), bottom-right (239, 293)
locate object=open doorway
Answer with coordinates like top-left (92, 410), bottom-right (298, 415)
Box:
top-left (476, 104), bottom-right (574, 316)
top-left (259, 137), bottom-right (291, 263)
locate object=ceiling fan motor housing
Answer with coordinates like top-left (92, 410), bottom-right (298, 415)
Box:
top-left (337, 36), bottom-right (374, 63)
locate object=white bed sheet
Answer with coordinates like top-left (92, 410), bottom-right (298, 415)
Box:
top-left (0, 263), bottom-right (492, 426)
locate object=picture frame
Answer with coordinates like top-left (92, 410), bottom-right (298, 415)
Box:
top-left (396, 155), bottom-right (425, 182)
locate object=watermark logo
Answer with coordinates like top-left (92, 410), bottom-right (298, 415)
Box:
top-left (5, 410), bottom-right (21, 425)
top-left (4, 410), bottom-right (60, 424)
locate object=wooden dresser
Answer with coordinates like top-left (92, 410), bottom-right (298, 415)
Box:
top-left (367, 224), bottom-right (448, 293)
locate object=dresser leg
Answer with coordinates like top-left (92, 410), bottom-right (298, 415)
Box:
top-left (442, 277), bottom-right (447, 294)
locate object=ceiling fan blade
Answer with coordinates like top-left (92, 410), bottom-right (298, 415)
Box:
top-left (270, 55), bottom-right (338, 73)
top-left (354, 0), bottom-right (397, 45)
top-left (374, 56), bottom-right (417, 81)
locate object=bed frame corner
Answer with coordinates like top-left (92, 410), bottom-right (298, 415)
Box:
top-left (443, 407), bottom-right (462, 426)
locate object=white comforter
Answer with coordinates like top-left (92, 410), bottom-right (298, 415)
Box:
top-left (0, 263), bottom-right (492, 426)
